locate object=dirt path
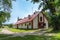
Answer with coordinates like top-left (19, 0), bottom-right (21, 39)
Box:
top-left (0, 28), bottom-right (47, 36)
top-left (0, 28), bottom-right (56, 40)
top-left (0, 29), bottom-right (47, 40)
top-left (0, 29), bottom-right (55, 40)
top-left (0, 28), bottom-right (14, 34)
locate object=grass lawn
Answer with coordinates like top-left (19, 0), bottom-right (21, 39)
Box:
top-left (1, 28), bottom-right (60, 40)
top-left (2, 35), bottom-right (60, 40)
top-left (7, 28), bottom-right (37, 32)
top-left (0, 34), bottom-right (12, 38)
top-left (1, 27), bottom-right (60, 40)
top-left (4, 26), bottom-right (38, 32)
top-left (0, 29), bottom-right (1, 32)
top-left (0, 28), bottom-right (2, 32)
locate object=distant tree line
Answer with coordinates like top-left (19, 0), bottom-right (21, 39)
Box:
top-left (3, 24), bottom-right (13, 28)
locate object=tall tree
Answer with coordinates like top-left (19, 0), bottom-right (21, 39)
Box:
top-left (0, 0), bottom-right (15, 27)
top-left (0, 0), bottom-right (16, 12)
top-left (0, 11), bottom-right (10, 27)
top-left (26, 0), bottom-right (60, 30)
top-left (27, 0), bottom-right (60, 15)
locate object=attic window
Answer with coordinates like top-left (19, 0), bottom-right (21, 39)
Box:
top-left (40, 17), bottom-right (42, 21)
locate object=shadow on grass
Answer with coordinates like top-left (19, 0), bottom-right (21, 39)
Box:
top-left (46, 30), bottom-right (60, 33)
top-left (0, 34), bottom-right (12, 38)
top-left (0, 28), bottom-right (60, 40)
top-left (24, 35), bottom-right (60, 40)
top-left (2, 35), bottom-right (60, 40)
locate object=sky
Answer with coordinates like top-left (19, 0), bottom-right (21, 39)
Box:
top-left (5, 0), bottom-right (41, 24)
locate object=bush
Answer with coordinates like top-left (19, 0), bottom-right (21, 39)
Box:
top-left (50, 14), bottom-right (60, 31)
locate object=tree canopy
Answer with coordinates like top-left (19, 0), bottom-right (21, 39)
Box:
top-left (0, 0), bottom-right (15, 27)
top-left (26, 0), bottom-right (60, 30)
top-left (0, 0), bottom-right (16, 12)
top-left (27, 0), bottom-right (60, 15)
top-left (0, 11), bottom-right (10, 27)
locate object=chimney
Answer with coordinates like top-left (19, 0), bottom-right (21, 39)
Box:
top-left (17, 17), bottom-right (22, 21)
top-left (19, 19), bottom-right (22, 20)
top-left (34, 11), bottom-right (37, 14)
top-left (34, 12), bottom-right (36, 14)
top-left (24, 17), bottom-right (26, 19)
top-left (28, 15), bottom-right (31, 19)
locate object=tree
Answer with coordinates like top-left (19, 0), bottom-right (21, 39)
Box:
top-left (0, 0), bottom-right (15, 27)
top-left (0, 0), bottom-right (16, 12)
top-left (49, 14), bottom-right (60, 30)
top-left (27, 0), bottom-right (60, 14)
top-left (26, 0), bottom-right (60, 30)
top-left (0, 11), bottom-right (10, 27)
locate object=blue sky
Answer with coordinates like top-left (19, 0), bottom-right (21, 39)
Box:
top-left (5, 0), bottom-right (40, 24)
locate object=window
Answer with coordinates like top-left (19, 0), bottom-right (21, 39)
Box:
top-left (43, 23), bottom-right (46, 26)
top-left (40, 17), bottom-right (42, 21)
top-left (29, 23), bottom-right (31, 25)
top-left (21, 24), bottom-right (23, 26)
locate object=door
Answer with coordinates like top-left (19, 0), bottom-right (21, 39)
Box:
top-left (38, 22), bottom-right (44, 29)
top-left (38, 22), bottom-right (40, 29)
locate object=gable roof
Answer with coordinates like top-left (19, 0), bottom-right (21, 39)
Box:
top-left (14, 11), bottom-right (48, 25)
top-left (15, 12), bottom-right (39, 25)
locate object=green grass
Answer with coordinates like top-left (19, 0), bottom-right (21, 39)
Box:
top-left (3, 26), bottom-right (37, 32)
top-left (1, 27), bottom-right (60, 40)
top-left (8, 28), bottom-right (37, 32)
top-left (0, 28), bottom-right (60, 40)
top-left (0, 33), bottom-right (60, 40)
top-left (0, 28), bottom-right (2, 32)
top-left (0, 29), bottom-right (1, 32)
top-left (0, 34), bottom-right (12, 38)
top-left (45, 28), bottom-right (53, 33)
top-left (9, 28), bottom-right (26, 32)
top-left (2, 35), bottom-right (60, 40)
